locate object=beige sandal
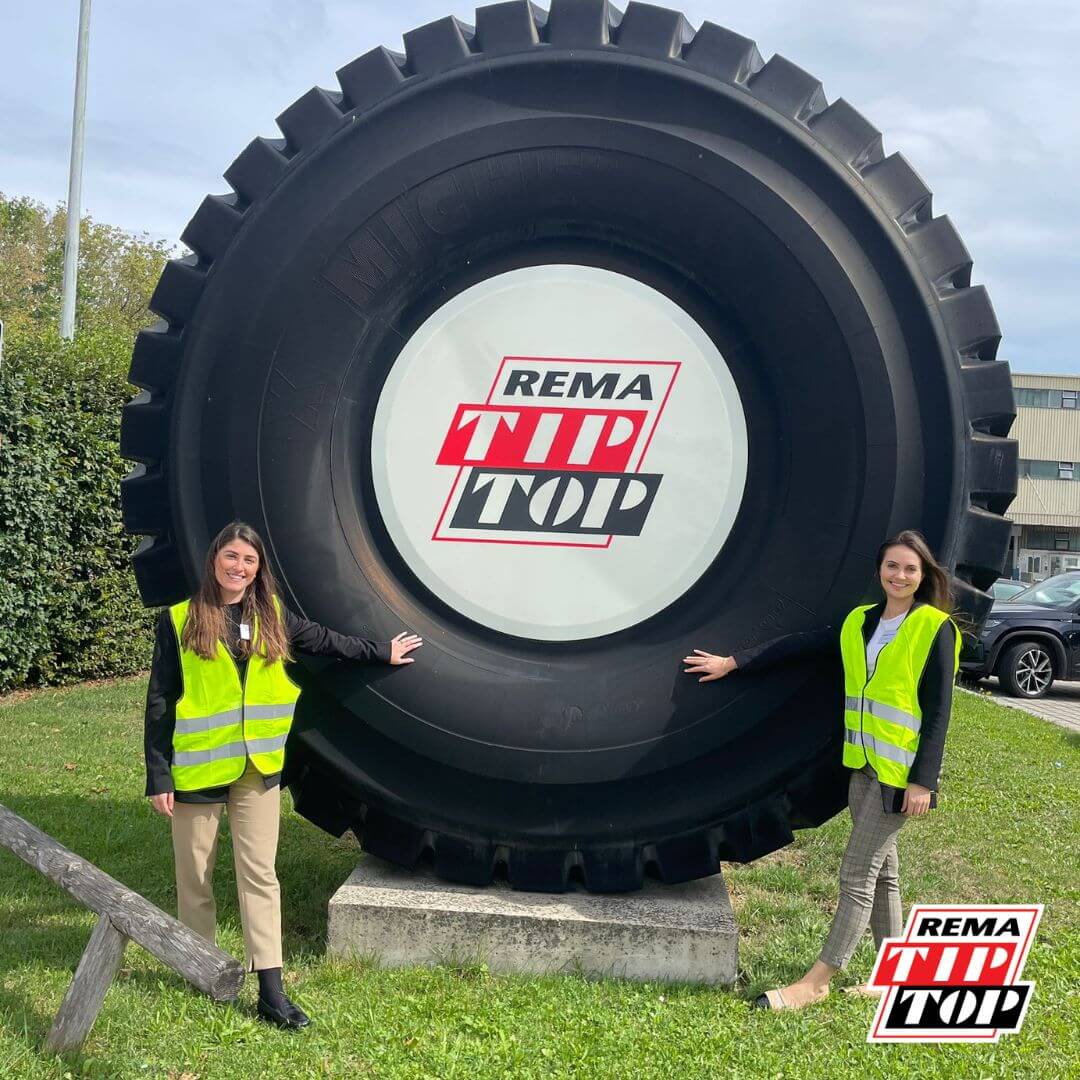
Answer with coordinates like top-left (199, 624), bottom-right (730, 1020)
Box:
top-left (753, 986), bottom-right (828, 1010)
top-left (841, 984), bottom-right (884, 999)
top-left (753, 988), bottom-right (788, 1010)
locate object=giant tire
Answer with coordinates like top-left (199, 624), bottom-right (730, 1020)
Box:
top-left (121, 0), bottom-right (1017, 892)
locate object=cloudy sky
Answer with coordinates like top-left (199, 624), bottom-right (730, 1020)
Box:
top-left (5, 1), bottom-right (1078, 372)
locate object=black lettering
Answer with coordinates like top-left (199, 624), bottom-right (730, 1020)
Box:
top-left (918, 917), bottom-right (942, 935)
top-left (345, 225), bottom-right (399, 284)
top-left (616, 374), bottom-right (653, 400)
top-left (416, 172), bottom-right (471, 235)
top-left (963, 918), bottom-right (996, 937)
top-left (943, 917), bottom-right (962, 935)
top-left (567, 372), bottom-right (619, 399)
top-left (504, 370), bottom-right (539, 396)
top-left (883, 985), bottom-right (1031, 1033)
top-left (539, 370), bottom-right (570, 396)
top-left (449, 468), bottom-right (662, 536)
top-left (998, 918), bottom-right (1021, 936)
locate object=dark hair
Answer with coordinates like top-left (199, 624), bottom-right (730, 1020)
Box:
top-left (181, 521), bottom-right (291, 663)
top-left (876, 529), bottom-right (953, 613)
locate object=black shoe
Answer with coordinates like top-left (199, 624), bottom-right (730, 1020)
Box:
top-left (257, 993), bottom-right (311, 1030)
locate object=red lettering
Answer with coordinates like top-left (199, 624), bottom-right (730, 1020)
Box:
top-left (436, 404), bottom-right (647, 472)
top-left (873, 942), bottom-right (1018, 988)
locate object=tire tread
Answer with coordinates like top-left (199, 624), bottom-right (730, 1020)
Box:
top-left (614, 3), bottom-right (694, 60)
top-left (475, 1), bottom-right (543, 53)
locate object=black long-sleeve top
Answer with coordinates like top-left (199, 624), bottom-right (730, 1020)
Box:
top-left (731, 603), bottom-right (956, 791)
top-left (144, 602), bottom-right (391, 803)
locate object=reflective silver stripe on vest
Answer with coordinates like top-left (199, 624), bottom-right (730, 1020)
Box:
top-left (844, 728), bottom-right (916, 767)
top-left (245, 734), bottom-right (289, 756)
top-left (174, 708), bottom-right (242, 736)
top-left (843, 696), bottom-right (921, 735)
top-left (172, 733), bottom-right (289, 767)
top-left (174, 703), bottom-right (294, 736)
top-left (245, 703), bottom-right (296, 722)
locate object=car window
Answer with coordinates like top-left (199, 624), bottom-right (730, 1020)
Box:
top-left (992, 581), bottom-right (1025, 599)
top-left (1011, 574), bottom-right (1080, 606)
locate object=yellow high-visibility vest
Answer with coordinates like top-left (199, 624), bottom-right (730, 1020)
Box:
top-left (839, 603), bottom-right (959, 789)
top-left (168, 598), bottom-right (300, 791)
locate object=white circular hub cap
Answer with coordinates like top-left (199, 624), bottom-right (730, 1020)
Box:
top-left (371, 265), bottom-right (748, 640)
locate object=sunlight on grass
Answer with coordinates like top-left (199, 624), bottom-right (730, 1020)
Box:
top-left (0, 679), bottom-right (1076, 1078)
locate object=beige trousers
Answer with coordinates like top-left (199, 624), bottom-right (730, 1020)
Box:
top-left (171, 760), bottom-right (282, 971)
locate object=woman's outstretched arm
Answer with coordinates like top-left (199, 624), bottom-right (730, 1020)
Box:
top-left (732, 627), bottom-right (839, 672)
top-left (282, 608), bottom-right (421, 665)
top-left (684, 626), bottom-right (838, 681)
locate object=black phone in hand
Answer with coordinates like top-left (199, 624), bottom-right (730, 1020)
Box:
top-left (881, 783), bottom-right (937, 814)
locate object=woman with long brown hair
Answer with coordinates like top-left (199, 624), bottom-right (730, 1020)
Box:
top-left (683, 529), bottom-right (959, 1010)
top-left (144, 521), bottom-right (421, 1028)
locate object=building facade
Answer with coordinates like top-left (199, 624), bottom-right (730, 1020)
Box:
top-left (1006, 373), bottom-right (1080, 581)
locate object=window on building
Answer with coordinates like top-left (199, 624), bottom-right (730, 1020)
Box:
top-left (1027, 528), bottom-right (1080, 552)
top-left (1019, 459), bottom-right (1063, 479)
top-left (1016, 388), bottom-right (1050, 408)
top-left (1013, 386), bottom-right (1080, 409)
top-left (1060, 462), bottom-right (1075, 480)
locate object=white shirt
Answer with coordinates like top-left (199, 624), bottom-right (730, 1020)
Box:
top-left (866, 611), bottom-right (908, 678)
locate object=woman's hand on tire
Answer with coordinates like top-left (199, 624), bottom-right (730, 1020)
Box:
top-left (683, 651), bottom-right (737, 682)
top-left (150, 792), bottom-right (174, 817)
top-left (389, 632), bottom-right (423, 665)
top-left (902, 782), bottom-right (932, 817)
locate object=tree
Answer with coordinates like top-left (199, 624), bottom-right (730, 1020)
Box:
top-left (0, 194), bottom-right (169, 690)
top-left (0, 192), bottom-right (169, 358)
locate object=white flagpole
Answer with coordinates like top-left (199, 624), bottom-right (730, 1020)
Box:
top-left (60, 0), bottom-right (93, 341)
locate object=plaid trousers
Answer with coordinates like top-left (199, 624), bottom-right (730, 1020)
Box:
top-left (819, 764), bottom-right (906, 969)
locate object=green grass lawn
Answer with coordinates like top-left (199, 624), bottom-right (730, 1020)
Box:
top-left (0, 678), bottom-right (1076, 1079)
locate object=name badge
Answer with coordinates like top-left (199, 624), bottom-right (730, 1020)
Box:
top-left (239, 623), bottom-right (251, 641)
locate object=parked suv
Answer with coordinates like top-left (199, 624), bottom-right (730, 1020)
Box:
top-left (962, 571), bottom-right (1080, 698)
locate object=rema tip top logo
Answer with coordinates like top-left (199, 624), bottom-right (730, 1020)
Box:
top-left (432, 357), bottom-right (680, 548)
top-left (370, 264), bottom-right (747, 640)
top-left (866, 904), bottom-right (1043, 1043)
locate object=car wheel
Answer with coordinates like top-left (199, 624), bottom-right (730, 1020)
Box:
top-left (999, 641), bottom-right (1055, 699)
top-left (120, 1), bottom-right (1017, 891)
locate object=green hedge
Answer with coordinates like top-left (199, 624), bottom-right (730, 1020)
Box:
top-left (0, 326), bottom-right (155, 691)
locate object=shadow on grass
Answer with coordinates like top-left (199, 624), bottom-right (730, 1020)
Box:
top-left (0, 791), bottom-right (354, 1066)
top-left (0, 791), bottom-right (349, 1029)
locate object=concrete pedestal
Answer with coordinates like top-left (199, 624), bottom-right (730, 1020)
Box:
top-left (327, 858), bottom-right (737, 985)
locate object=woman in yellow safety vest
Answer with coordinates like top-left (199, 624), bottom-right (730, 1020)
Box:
top-left (683, 529), bottom-right (959, 1011)
top-left (144, 521), bottom-right (421, 1029)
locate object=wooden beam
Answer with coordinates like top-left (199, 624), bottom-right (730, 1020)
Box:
top-left (45, 914), bottom-right (128, 1054)
top-left (0, 802), bottom-right (244, 1001)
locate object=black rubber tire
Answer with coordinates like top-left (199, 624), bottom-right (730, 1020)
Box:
top-left (998, 641), bottom-right (1055, 699)
top-left (121, 1), bottom-right (1017, 892)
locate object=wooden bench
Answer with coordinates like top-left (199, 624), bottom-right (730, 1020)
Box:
top-left (0, 801), bottom-right (244, 1052)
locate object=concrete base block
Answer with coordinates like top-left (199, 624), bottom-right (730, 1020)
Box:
top-left (327, 858), bottom-right (737, 985)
